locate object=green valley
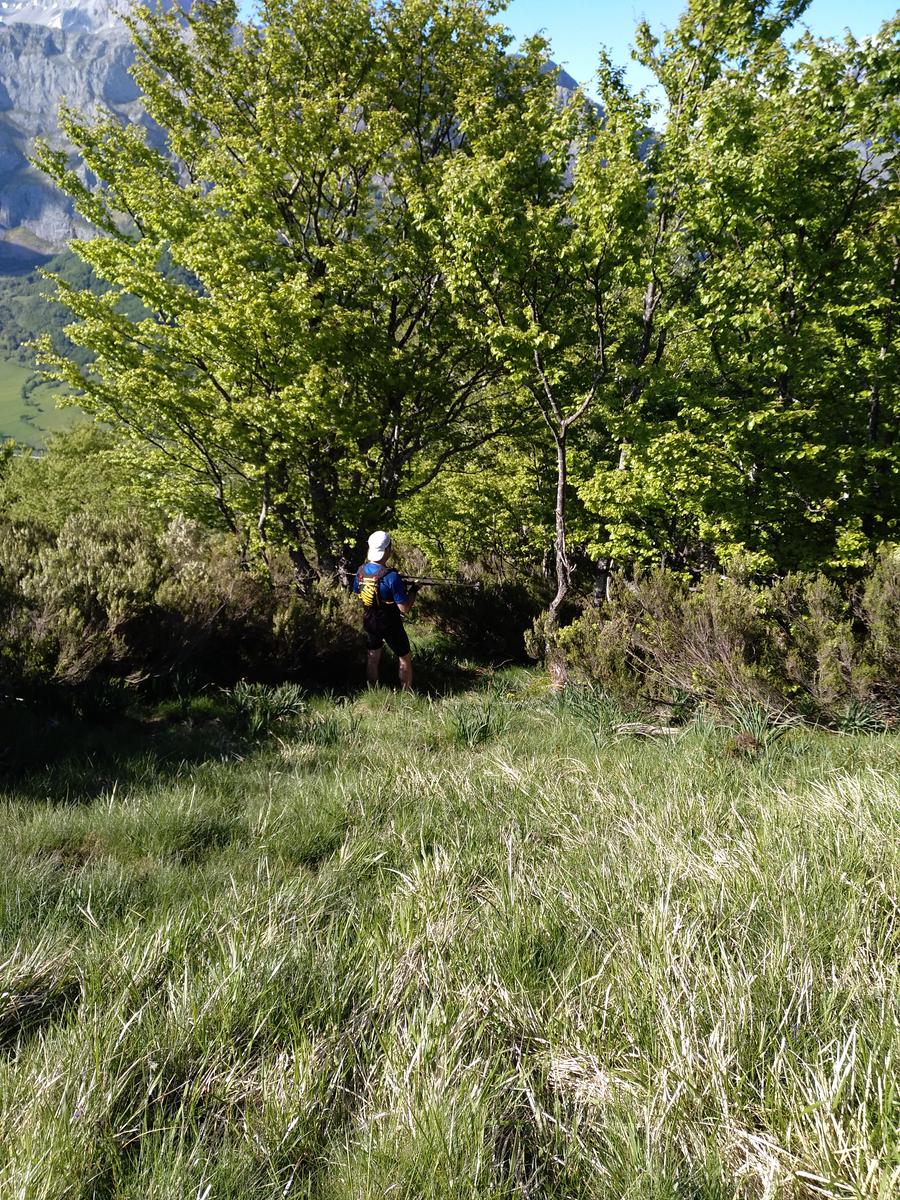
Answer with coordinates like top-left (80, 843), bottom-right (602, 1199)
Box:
top-left (0, 358), bottom-right (79, 445)
top-left (0, 247), bottom-right (91, 447)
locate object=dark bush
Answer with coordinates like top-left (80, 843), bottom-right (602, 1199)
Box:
top-left (0, 514), bottom-right (363, 700)
top-left (416, 578), bottom-right (547, 662)
top-left (556, 549), bottom-right (900, 722)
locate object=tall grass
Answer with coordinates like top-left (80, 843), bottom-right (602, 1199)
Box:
top-left (1, 680), bottom-right (898, 1198)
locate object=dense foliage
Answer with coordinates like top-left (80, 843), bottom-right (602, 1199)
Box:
top-left (0, 496), bottom-right (364, 698)
top-left (30, 0), bottom-right (898, 590)
top-left (548, 548), bottom-right (900, 724)
top-left (576, 14), bottom-right (900, 574)
top-left (24, 1), bottom-right (897, 590)
top-left (0, 0), bottom-right (890, 709)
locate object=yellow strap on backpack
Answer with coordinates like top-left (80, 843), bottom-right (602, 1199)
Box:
top-left (357, 565), bottom-right (389, 608)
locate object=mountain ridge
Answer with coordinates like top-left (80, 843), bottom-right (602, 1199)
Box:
top-left (0, 0), bottom-right (190, 254)
top-left (0, 0), bottom-right (187, 36)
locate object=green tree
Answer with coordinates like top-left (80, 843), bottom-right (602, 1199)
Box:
top-left (395, 431), bottom-right (556, 574)
top-left (576, 6), bottom-right (899, 575)
top-left (437, 3), bottom-right (815, 634)
top-left (437, 41), bottom-right (653, 641)
top-left (35, 0), bottom-right (515, 581)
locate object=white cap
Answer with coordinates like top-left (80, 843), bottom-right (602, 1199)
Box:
top-left (367, 530), bottom-right (391, 562)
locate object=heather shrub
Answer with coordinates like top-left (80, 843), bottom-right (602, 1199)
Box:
top-left (20, 512), bottom-right (168, 681)
top-left (0, 514), bottom-right (362, 697)
top-left (558, 550), bottom-right (900, 721)
top-left (417, 578), bottom-right (545, 661)
top-left (550, 607), bottom-right (635, 698)
top-left (559, 569), bottom-right (780, 706)
top-left (769, 573), bottom-right (863, 708)
top-left (861, 546), bottom-right (900, 703)
top-left (271, 576), bottom-right (365, 677)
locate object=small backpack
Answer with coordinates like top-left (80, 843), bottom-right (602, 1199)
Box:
top-left (356, 564), bottom-right (391, 608)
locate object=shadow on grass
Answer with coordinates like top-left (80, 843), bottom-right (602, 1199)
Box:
top-left (0, 696), bottom-right (254, 805)
top-left (0, 977), bottom-right (81, 1056)
top-left (0, 641), bottom-right (502, 802)
top-left (402, 630), bottom-right (495, 696)
top-left (304, 630), bottom-right (495, 697)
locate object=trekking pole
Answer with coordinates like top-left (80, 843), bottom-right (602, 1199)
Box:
top-left (404, 576), bottom-right (483, 590)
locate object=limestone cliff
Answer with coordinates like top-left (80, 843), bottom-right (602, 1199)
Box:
top-left (0, 1), bottom-right (186, 257)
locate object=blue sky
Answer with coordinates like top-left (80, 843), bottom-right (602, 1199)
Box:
top-left (499, 0), bottom-right (897, 95)
top-left (237, 1), bottom-right (896, 97)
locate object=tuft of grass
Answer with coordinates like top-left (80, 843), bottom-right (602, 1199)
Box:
top-left (722, 696), bottom-right (797, 756)
top-left (301, 709), bottom-right (359, 747)
top-left (444, 694), bottom-right (509, 747)
top-left (835, 698), bottom-right (888, 735)
top-left (226, 681), bottom-right (307, 736)
top-left (550, 683), bottom-right (634, 749)
top-left (0, 945), bottom-right (81, 1053)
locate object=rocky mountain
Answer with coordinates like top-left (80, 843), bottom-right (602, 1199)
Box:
top-left (0, 3), bottom-right (583, 265)
top-left (0, 1), bottom-right (190, 265)
top-left (0, 0), bottom-right (125, 34)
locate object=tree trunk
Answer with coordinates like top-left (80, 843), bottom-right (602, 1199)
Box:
top-left (549, 431), bottom-right (569, 623)
top-left (592, 556), bottom-right (614, 607)
top-left (270, 500), bottom-right (319, 593)
top-left (287, 544), bottom-right (317, 593)
top-left (546, 430), bottom-right (569, 690)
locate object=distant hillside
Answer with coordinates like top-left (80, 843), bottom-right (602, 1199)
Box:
top-left (0, 246), bottom-right (98, 444)
top-left (0, 245), bottom-right (94, 361)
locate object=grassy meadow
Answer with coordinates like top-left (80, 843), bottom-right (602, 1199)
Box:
top-left (1, 670), bottom-right (898, 1199)
top-left (0, 246), bottom-right (85, 447)
top-left (0, 358), bottom-right (78, 447)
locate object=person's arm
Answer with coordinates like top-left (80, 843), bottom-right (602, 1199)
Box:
top-left (390, 571), bottom-right (417, 614)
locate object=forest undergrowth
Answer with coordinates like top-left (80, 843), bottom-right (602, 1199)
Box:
top-left (1, 669), bottom-right (898, 1199)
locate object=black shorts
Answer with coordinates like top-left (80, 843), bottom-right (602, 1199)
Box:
top-left (363, 606), bottom-right (411, 656)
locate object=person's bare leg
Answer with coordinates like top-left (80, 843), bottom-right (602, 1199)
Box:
top-left (398, 653), bottom-right (413, 691)
top-left (367, 648), bottom-right (382, 687)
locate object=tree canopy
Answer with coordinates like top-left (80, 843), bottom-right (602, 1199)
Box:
top-left (576, 6), bottom-right (900, 575)
top-left (31, 0), bottom-right (900, 593)
top-left (36, 0), bottom-right (521, 578)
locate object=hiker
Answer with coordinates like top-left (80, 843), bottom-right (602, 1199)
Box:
top-left (353, 531), bottom-right (419, 690)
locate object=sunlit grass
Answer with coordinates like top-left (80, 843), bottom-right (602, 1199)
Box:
top-left (1, 677), bottom-right (898, 1198)
top-left (0, 357), bottom-right (80, 447)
